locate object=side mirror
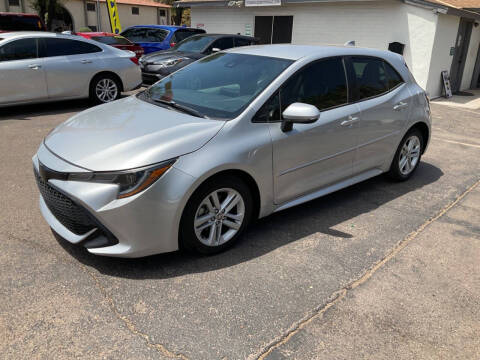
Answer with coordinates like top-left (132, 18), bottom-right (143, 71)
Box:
top-left (211, 47), bottom-right (221, 53)
top-left (281, 103), bottom-right (320, 132)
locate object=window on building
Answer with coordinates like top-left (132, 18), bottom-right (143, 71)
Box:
top-left (350, 57), bottom-right (389, 100)
top-left (8, 0), bottom-right (20, 7)
top-left (0, 38), bottom-right (37, 61)
top-left (281, 58), bottom-right (348, 112)
top-left (86, 2), bottom-right (96, 12)
top-left (132, 7), bottom-right (139, 15)
top-left (159, 10), bottom-right (166, 17)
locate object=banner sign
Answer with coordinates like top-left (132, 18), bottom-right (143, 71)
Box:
top-left (245, 0), bottom-right (281, 6)
top-left (106, 0), bottom-right (122, 34)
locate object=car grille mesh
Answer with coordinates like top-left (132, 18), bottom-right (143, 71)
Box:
top-left (34, 170), bottom-right (96, 235)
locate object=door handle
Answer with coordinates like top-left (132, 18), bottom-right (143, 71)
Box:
top-left (28, 64), bottom-right (41, 69)
top-left (81, 59), bottom-right (92, 64)
top-left (393, 102), bottom-right (408, 111)
top-left (341, 116), bottom-right (359, 127)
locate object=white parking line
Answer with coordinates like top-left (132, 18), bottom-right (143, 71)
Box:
top-left (433, 137), bottom-right (480, 149)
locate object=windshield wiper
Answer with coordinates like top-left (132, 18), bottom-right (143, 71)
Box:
top-left (151, 97), bottom-right (208, 119)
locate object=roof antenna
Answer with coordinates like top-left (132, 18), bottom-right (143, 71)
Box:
top-left (344, 40), bottom-right (356, 46)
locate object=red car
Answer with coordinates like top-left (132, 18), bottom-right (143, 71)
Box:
top-left (76, 32), bottom-right (144, 58)
top-left (0, 12), bottom-right (46, 33)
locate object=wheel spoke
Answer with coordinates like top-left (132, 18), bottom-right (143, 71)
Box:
top-left (399, 156), bottom-right (408, 171)
top-left (215, 222), bottom-right (222, 244)
top-left (225, 213), bottom-right (243, 221)
top-left (208, 223), bottom-right (216, 245)
top-left (223, 219), bottom-right (240, 230)
top-left (195, 213), bottom-right (212, 229)
top-left (210, 192), bottom-right (221, 209)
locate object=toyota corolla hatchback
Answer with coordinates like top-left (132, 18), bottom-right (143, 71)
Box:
top-left (33, 45), bottom-right (431, 258)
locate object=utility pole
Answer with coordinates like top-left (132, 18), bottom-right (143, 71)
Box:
top-left (96, 0), bottom-right (102, 31)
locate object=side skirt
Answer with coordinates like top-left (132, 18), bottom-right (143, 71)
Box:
top-left (273, 169), bottom-right (383, 213)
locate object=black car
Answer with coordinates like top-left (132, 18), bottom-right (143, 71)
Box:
top-left (139, 34), bottom-right (258, 85)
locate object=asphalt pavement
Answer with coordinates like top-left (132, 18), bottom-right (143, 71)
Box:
top-left (0, 97), bottom-right (479, 359)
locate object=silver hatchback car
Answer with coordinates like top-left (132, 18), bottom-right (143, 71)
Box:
top-left (33, 45), bottom-right (431, 258)
top-left (0, 32), bottom-right (141, 106)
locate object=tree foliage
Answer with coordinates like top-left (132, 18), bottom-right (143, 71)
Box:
top-left (29, 0), bottom-right (64, 31)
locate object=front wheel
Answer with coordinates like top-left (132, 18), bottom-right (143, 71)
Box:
top-left (388, 128), bottom-right (424, 181)
top-left (90, 75), bottom-right (121, 104)
top-left (180, 176), bottom-right (253, 255)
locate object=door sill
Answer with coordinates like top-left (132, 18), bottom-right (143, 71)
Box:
top-left (273, 169), bottom-right (383, 213)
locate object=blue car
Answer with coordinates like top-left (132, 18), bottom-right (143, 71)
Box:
top-left (121, 25), bottom-right (206, 54)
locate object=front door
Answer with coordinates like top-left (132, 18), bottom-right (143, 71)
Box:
top-left (254, 16), bottom-right (293, 45)
top-left (266, 57), bottom-right (359, 204)
top-left (0, 38), bottom-right (48, 104)
top-left (450, 18), bottom-right (473, 93)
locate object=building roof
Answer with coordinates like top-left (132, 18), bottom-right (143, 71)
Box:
top-left (100, 0), bottom-right (171, 8)
top-left (427, 0), bottom-right (480, 8)
top-left (175, 0), bottom-right (479, 9)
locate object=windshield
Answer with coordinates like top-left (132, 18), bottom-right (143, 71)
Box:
top-left (141, 53), bottom-right (293, 119)
top-left (91, 35), bottom-right (132, 45)
top-left (174, 35), bottom-right (214, 53)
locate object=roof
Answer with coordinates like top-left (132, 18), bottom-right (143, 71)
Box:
top-left (98, 0), bottom-right (171, 8)
top-left (226, 44), bottom-right (402, 61)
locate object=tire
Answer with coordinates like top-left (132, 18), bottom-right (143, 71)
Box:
top-left (89, 74), bottom-right (121, 104)
top-left (388, 128), bottom-right (424, 181)
top-left (180, 176), bottom-right (253, 255)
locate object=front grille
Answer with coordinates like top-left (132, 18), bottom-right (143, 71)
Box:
top-left (34, 169), bottom-right (96, 235)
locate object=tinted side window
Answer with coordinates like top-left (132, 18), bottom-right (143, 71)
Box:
top-left (254, 92), bottom-right (281, 122)
top-left (211, 37), bottom-right (235, 51)
top-left (351, 57), bottom-right (388, 100)
top-left (121, 28), bottom-right (147, 42)
top-left (0, 38), bottom-right (37, 61)
top-left (43, 38), bottom-right (101, 57)
top-left (174, 30), bottom-right (199, 42)
top-left (281, 58), bottom-right (348, 112)
top-left (235, 38), bottom-right (254, 47)
top-left (384, 61), bottom-right (404, 90)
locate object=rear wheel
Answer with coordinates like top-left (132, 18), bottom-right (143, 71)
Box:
top-left (90, 74), bottom-right (121, 104)
top-left (388, 128), bottom-right (424, 181)
top-left (180, 176), bottom-right (253, 254)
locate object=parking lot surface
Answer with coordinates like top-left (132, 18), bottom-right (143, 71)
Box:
top-left (1, 98), bottom-right (479, 359)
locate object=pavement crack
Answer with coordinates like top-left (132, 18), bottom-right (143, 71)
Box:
top-left (252, 178), bottom-right (480, 360)
top-left (77, 264), bottom-right (190, 360)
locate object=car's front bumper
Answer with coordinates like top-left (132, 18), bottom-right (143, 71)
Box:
top-left (33, 144), bottom-right (196, 257)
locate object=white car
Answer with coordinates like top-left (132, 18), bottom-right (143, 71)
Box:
top-left (0, 32), bottom-right (142, 106)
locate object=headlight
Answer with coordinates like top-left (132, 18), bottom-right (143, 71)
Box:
top-left (68, 160), bottom-right (175, 199)
top-left (153, 57), bottom-right (188, 67)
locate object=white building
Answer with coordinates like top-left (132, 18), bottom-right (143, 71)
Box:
top-left (1, 0), bottom-right (171, 33)
top-left (175, 0), bottom-right (480, 98)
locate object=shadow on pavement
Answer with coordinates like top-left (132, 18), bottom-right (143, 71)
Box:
top-left (0, 99), bottom-right (92, 121)
top-left (57, 162), bottom-right (443, 279)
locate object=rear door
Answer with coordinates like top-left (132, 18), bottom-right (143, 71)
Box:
top-left (0, 37), bottom-right (47, 104)
top-left (346, 56), bottom-right (411, 174)
top-left (40, 38), bottom-right (102, 99)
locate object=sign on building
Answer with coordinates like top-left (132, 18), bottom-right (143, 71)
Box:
top-left (245, 0), bottom-right (281, 6)
top-left (106, 0), bottom-right (122, 34)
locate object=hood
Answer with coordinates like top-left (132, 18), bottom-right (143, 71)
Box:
top-left (44, 95), bottom-right (225, 171)
top-left (140, 50), bottom-right (203, 64)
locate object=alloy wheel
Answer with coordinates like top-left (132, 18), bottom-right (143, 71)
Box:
top-left (194, 188), bottom-right (245, 247)
top-left (399, 135), bottom-right (421, 175)
top-left (95, 78), bottom-right (118, 103)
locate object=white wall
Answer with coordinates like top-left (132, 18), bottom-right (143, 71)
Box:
top-left (461, 24), bottom-right (480, 90)
top-left (426, 14), bottom-right (459, 97)
top-left (190, 1), bottom-right (441, 94)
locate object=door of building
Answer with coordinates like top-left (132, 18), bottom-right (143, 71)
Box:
top-left (450, 18), bottom-right (473, 93)
top-left (254, 16), bottom-right (293, 45)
